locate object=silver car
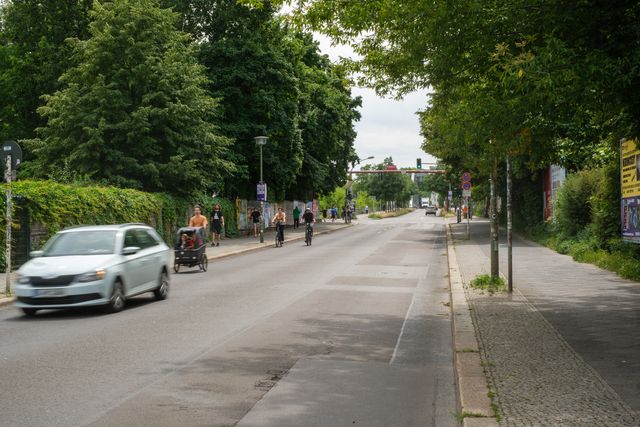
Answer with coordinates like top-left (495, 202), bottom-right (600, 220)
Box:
top-left (15, 224), bottom-right (171, 316)
top-left (424, 205), bottom-right (437, 215)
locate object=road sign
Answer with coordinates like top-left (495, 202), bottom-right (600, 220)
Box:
top-left (2, 140), bottom-right (22, 171)
top-left (462, 171), bottom-right (471, 182)
top-left (462, 181), bottom-right (471, 191)
top-left (447, 190), bottom-right (452, 200)
top-left (463, 189), bottom-right (471, 198)
top-left (257, 182), bottom-right (267, 201)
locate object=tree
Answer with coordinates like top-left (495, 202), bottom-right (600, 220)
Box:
top-left (0, 1), bottom-right (92, 143)
top-left (164, 0), bottom-right (360, 200)
top-left (290, 32), bottom-right (361, 199)
top-left (26, 0), bottom-right (232, 195)
top-left (354, 158), bottom-right (416, 207)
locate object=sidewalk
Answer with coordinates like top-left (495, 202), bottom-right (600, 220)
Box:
top-left (0, 221), bottom-right (355, 307)
top-left (449, 218), bottom-right (639, 426)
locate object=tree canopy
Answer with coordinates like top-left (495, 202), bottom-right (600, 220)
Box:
top-left (25, 0), bottom-right (233, 194)
top-left (354, 157), bottom-right (416, 206)
top-left (1, 0), bottom-right (361, 199)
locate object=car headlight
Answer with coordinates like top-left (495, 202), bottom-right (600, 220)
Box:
top-left (77, 268), bottom-right (106, 282)
top-left (17, 274), bottom-right (30, 284)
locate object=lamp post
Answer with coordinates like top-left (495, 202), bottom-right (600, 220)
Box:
top-left (255, 136), bottom-right (268, 243)
top-left (348, 156), bottom-right (374, 219)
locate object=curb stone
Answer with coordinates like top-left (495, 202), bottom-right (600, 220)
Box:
top-left (446, 222), bottom-right (498, 426)
top-left (0, 296), bottom-right (15, 307)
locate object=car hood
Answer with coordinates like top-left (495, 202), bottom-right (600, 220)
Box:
top-left (19, 255), bottom-right (118, 277)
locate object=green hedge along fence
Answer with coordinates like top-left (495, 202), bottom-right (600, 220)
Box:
top-left (0, 180), bottom-right (237, 270)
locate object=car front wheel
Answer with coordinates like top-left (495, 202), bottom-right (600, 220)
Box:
top-left (105, 280), bottom-right (125, 313)
top-left (154, 271), bottom-right (169, 300)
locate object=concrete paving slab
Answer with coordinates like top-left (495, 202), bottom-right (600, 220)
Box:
top-left (462, 417), bottom-right (499, 427)
top-left (237, 358), bottom-right (456, 427)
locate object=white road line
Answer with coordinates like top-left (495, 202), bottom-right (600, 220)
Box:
top-left (390, 264), bottom-right (430, 365)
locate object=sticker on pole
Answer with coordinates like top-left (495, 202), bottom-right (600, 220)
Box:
top-left (257, 182), bottom-right (267, 201)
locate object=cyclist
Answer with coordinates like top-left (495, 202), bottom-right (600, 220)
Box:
top-left (302, 207), bottom-right (315, 244)
top-left (271, 207), bottom-right (286, 245)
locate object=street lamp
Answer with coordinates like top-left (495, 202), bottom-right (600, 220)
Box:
top-left (255, 136), bottom-right (268, 243)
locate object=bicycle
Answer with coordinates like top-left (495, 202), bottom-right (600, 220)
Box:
top-left (304, 222), bottom-right (313, 246)
top-left (274, 221), bottom-right (284, 247)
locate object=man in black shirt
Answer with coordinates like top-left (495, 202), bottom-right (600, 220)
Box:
top-left (250, 207), bottom-right (261, 238)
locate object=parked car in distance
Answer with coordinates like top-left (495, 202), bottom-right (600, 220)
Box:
top-left (424, 205), bottom-right (437, 215)
top-left (14, 224), bottom-right (171, 316)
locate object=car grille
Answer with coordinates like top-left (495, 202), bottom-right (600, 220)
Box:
top-left (28, 275), bottom-right (77, 287)
top-left (17, 294), bottom-right (102, 306)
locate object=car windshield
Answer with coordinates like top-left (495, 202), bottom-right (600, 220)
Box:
top-left (42, 230), bottom-right (117, 256)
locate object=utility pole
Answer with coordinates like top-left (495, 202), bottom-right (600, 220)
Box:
top-left (5, 154), bottom-right (12, 296)
top-left (490, 157), bottom-right (499, 279)
top-left (255, 136), bottom-right (268, 243)
top-left (506, 156), bottom-right (513, 292)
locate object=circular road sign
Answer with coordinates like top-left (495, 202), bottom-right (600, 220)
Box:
top-left (462, 181), bottom-right (472, 191)
top-left (462, 171), bottom-right (471, 182)
top-left (2, 140), bottom-right (23, 170)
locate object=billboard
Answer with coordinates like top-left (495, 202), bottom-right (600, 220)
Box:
top-left (620, 138), bottom-right (640, 242)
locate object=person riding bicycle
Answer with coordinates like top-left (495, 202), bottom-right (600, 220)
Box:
top-left (271, 207), bottom-right (286, 243)
top-left (302, 207), bottom-right (314, 226)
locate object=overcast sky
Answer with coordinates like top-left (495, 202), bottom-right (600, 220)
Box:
top-left (315, 35), bottom-right (438, 170)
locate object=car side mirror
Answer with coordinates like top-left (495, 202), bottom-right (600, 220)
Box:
top-left (29, 250), bottom-right (44, 258)
top-left (122, 246), bottom-right (141, 256)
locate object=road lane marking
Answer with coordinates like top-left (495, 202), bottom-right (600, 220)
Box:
top-left (390, 265), bottom-right (430, 365)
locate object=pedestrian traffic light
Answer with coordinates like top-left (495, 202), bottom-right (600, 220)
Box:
top-left (417, 158), bottom-right (422, 169)
top-left (347, 189), bottom-right (353, 200)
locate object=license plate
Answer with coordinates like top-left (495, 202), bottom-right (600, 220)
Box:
top-left (33, 288), bottom-right (65, 298)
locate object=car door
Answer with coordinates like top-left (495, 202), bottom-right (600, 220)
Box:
top-left (121, 229), bottom-right (147, 295)
top-left (132, 229), bottom-right (162, 291)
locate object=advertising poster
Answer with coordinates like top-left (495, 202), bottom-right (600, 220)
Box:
top-left (620, 138), bottom-right (640, 242)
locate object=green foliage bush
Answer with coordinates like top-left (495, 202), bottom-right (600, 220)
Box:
top-left (0, 180), bottom-right (237, 270)
top-left (554, 169), bottom-right (602, 238)
top-left (522, 160), bottom-right (640, 282)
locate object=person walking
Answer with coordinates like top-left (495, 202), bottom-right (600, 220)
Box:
top-left (330, 206), bottom-right (337, 222)
top-left (250, 207), bottom-right (261, 238)
top-left (189, 205), bottom-right (208, 229)
top-left (210, 204), bottom-right (225, 247)
top-left (293, 205), bottom-right (301, 229)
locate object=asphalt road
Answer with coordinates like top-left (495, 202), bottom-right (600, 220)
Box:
top-left (0, 210), bottom-right (456, 427)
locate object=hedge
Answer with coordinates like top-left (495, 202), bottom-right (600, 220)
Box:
top-left (0, 180), bottom-right (237, 270)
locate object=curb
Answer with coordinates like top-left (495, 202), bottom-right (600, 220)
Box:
top-left (0, 296), bottom-right (15, 308)
top-left (206, 223), bottom-right (355, 261)
top-left (446, 222), bottom-right (499, 427)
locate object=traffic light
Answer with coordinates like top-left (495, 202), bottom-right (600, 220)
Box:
top-left (347, 189), bottom-right (353, 200)
top-left (416, 158), bottom-right (422, 169)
